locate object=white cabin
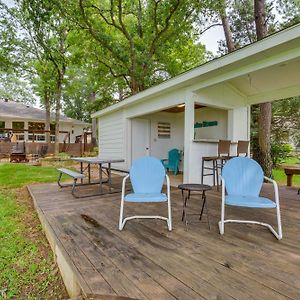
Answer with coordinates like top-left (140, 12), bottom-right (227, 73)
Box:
top-left (92, 24), bottom-right (300, 185)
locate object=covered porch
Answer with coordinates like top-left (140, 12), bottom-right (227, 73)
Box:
top-left (128, 101), bottom-right (248, 186)
top-left (95, 24), bottom-right (300, 187)
top-left (28, 179), bottom-right (300, 299)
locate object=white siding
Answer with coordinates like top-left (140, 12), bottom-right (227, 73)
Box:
top-left (98, 110), bottom-right (126, 169)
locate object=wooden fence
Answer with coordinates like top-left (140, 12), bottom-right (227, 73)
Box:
top-left (0, 142), bottom-right (93, 157)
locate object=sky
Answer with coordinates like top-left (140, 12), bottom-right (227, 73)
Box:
top-left (199, 26), bottom-right (225, 54)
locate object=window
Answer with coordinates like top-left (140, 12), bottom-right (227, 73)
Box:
top-left (15, 134), bottom-right (25, 141)
top-left (158, 122), bottom-right (171, 139)
top-left (12, 121), bottom-right (24, 131)
top-left (28, 122), bottom-right (45, 131)
top-left (12, 122), bottom-right (25, 141)
top-left (0, 121), bottom-right (5, 135)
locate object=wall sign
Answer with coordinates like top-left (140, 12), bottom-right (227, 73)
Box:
top-left (194, 121), bottom-right (218, 128)
top-left (158, 122), bottom-right (171, 138)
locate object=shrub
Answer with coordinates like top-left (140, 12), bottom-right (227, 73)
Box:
top-left (271, 142), bottom-right (293, 166)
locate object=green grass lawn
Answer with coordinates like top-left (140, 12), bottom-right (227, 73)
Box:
top-left (0, 163), bottom-right (68, 299)
top-left (0, 164), bottom-right (61, 188)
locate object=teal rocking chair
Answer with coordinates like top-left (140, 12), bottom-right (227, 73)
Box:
top-left (161, 148), bottom-right (181, 175)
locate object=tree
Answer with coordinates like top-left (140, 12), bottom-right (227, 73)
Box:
top-left (276, 0), bottom-right (300, 28)
top-left (17, 0), bottom-right (69, 154)
top-left (59, 0), bottom-right (206, 96)
top-left (0, 0), bottom-right (69, 151)
top-left (0, 72), bottom-right (35, 103)
top-left (252, 0), bottom-right (272, 176)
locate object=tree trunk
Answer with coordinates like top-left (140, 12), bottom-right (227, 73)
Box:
top-left (219, 0), bottom-right (235, 53)
top-left (54, 70), bottom-right (64, 156)
top-left (257, 102), bottom-right (272, 176)
top-left (221, 15), bottom-right (235, 52)
top-left (90, 91), bottom-right (97, 146)
top-left (254, 0), bottom-right (267, 40)
top-left (254, 0), bottom-right (272, 176)
top-left (44, 89), bottom-right (51, 145)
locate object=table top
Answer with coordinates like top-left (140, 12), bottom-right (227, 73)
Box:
top-left (284, 167), bottom-right (300, 174)
top-left (72, 157), bottom-right (125, 164)
top-left (178, 183), bottom-right (212, 191)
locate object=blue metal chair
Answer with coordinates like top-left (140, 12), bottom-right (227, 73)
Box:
top-left (219, 157), bottom-right (282, 240)
top-left (161, 148), bottom-right (181, 175)
top-left (119, 156), bottom-right (172, 231)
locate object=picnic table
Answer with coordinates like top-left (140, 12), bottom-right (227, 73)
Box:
top-left (71, 157), bottom-right (125, 197)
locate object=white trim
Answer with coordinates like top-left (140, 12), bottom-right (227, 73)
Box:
top-left (247, 84), bottom-right (300, 104)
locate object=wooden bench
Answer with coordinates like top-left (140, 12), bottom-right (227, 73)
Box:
top-left (57, 168), bottom-right (86, 197)
top-left (284, 167), bottom-right (300, 194)
top-left (284, 167), bottom-right (300, 187)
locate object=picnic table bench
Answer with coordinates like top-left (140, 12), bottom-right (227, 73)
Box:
top-left (57, 168), bottom-right (86, 197)
top-left (57, 157), bottom-right (125, 198)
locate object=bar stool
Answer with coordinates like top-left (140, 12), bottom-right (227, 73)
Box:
top-left (220, 140), bottom-right (250, 168)
top-left (236, 140), bottom-right (249, 157)
top-left (201, 140), bottom-right (231, 190)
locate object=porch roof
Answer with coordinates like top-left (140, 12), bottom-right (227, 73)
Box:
top-left (92, 23), bottom-right (300, 118)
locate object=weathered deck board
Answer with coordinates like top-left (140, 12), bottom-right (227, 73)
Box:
top-left (28, 180), bottom-right (300, 299)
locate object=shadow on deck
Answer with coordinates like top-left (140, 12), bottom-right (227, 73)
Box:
top-left (28, 178), bottom-right (300, 299)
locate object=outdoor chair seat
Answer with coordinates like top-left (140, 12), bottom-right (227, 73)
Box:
top-left (225, 195), bottom-right (276, 208)
top-left (125, 193), bottom-right (167, 202)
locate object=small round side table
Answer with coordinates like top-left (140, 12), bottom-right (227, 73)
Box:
top-left (178, 183), bottom-right (212, 230)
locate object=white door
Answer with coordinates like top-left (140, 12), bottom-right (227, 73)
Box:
top-left (131, 118), bottom-right (150, 162)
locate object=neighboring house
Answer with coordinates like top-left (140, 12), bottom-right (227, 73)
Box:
top-left (0, 100), bottom-right (90, 143)
top-left (92, 23), bottom-right (300, 184)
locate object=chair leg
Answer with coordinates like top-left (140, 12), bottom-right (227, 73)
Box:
top-left (57, 172), bottom-right (63, 187)
top-left (215, 159), bottom-right (219, 191)
top-left (201, 158), bottom-right (204, 184)
top-left (212, 160), bottom-right (216, 187)
top-left (167, 196), bottom-right (172, 231)
top-left (276, 204), bottom-right (283, 240)
top-left (119, 196), bottom-right (125, 230)
top-left (219, 203), bottom-right (225, 235)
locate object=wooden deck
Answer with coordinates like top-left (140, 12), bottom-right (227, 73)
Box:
top-left (28, 179), bottom-right (300, 299)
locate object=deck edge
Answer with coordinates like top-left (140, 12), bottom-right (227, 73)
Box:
top-left (27, 184), bottom-right (85, 298)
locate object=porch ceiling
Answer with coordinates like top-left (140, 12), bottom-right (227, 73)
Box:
top-left (193, 57), bottom-right (300, 109)
top-left (228, 57), bottom-right (300, 105)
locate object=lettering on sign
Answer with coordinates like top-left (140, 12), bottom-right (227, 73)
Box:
top-left (194, 121), bottom-right (218, 128)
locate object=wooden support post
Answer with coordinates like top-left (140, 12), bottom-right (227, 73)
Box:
top-left (84, 132), bottom-right (87, 152)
